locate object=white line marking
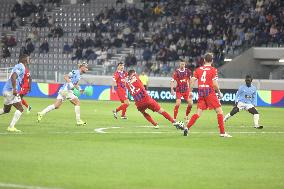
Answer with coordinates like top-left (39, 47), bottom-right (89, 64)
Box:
top-left (0, 182), bottom-right (62, 189)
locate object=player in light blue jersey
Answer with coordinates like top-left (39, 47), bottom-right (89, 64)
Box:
top-left (224, 75), bottom-right (263, 129)
top-left (0, 54), bottom-right (31, 132)
top-left (37, 62), bottom-right (88, 126)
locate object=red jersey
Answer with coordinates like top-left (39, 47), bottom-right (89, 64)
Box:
top-left (193, 65), bottom-right (218, 97)
top-left (113, 70), bottom-right (128, 90)
top-left (21, 67), bottom-right (31, 89)
top-left (126, 74), bottom-right (150, 106)
top-left (172, 68), bottom-right (191, 93)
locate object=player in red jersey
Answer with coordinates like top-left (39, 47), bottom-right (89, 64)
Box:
top-left (19, 66), bottom-right (32, 113)
top-left (184, 53), bottom-right (232, 137)
top-left (112, 62), bottom-right (130, 119)
top-left (170, 60), bottom-right (193, 121)
top-left (126, 69), bottom-right (184, 129)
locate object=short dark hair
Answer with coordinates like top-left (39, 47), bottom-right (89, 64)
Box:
top-left (204, 53), bottom-right (213, 63)
top-left (19, 54), bottom-right (29, 63)
top-left (245, 75), bottom-right (253, 80)
top-left (128, 69), bottom-right (136, 76)
top-left (117, 62), bottom-right (124, 67)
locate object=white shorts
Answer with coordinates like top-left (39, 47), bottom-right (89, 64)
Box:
top-left (57, 90), bottom-right (78, 101)
top-left (3, 91), bottom-right (22, 105)
top-left (237, 101), bottom-right (254, 111)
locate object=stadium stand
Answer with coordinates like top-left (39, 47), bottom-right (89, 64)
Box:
top-left (0, 0), bottom-right (284, 80)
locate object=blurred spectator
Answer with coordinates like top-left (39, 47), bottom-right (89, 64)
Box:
top-left (79, 22), bottom-right (88, 32)
top-left (39, 40), bottom-right (49, 53)
top-left (26, 39), bottom-right (35, 55)
top-left (139, 72), bottom-right (149, 89)
top-left (125, 53), bottom-right (137, 67)
top-left (2, 46), bottom-right (11, 58)
top-left (63, 42), bottom-right (72, 54)
top-left (84, 47), bottom-right (97, 61)
top-left (72, 47), bottom-right (83, 60)
top-left (6, 36), bottom-right (17, 47)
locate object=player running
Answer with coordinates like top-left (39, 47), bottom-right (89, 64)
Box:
top-left (184, 53), bottom-right (232, 137)
top-left (112, 62), bottom-right (130, 119)
top-left (19, 65), bottom-right (32, 113)
top-left (0, 54), bottom-right (31, 132)
top-left (170, 60), bottom-right (193, 121)
top-left (223, 75), bottom-right (263, 129)
top-left (126, 69), bottom-right (184, 129)
top-left (37, 62), bottom-right (88, 126)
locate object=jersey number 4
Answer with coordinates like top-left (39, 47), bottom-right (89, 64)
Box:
top-left (201, 71), bottom-right (206, 83)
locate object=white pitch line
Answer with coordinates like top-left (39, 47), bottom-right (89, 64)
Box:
top-left (0, 182), bottom-right (63, 189)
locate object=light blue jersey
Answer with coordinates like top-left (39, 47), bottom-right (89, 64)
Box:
top-left (235, 84), bottom-right (257, 106)
top-left (2, 63), bottom-right (26, 93)
top-left (60, 70), bottom-right (81, 90)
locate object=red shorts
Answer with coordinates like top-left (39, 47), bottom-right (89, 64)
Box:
top-left (197, 94), bottom-right (221, 110)
top-left (136, 98), bottom-right (161, 112)
top-left (19, 88), bottom-right (29, 96)
top-left (176, 91), bottom-right (191, 100)
top-left (116, 89), bottom-right (128, 103)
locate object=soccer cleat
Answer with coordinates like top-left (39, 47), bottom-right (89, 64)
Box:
top-left (220, 132), bottom-right (232, 138)
top-left (27, 106), bottom-right (32, 114)
top-left (154, 125), bottom-right (159, 129)
top-left (112, 110), bottom-right (118, 119)
top-left (173, 121), bottom-right (185, 130)
top-left (121, 116), bottom-right (128, 120)
top-left (77, 120), bottom-right (87, 126)
top-left (254, 125), bottom-right (263, 129)
top-left (183, 128), bottom-right (189, 136)
top-left (7, 127), bottom-right (21, 132)
top-left (37, 112), bottom-right (43, 122)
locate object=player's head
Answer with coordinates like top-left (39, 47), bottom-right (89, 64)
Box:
top-left (128, 69), bottom-right (136, 79)
top-left (179, 59), bottom-right (186, 70)
top-left (78, 61), bottom-right (88, 73)
top-left (117, 62), bottom-right (124, 71)
top-left (245, 75), bottom-right (253, 87)
top-left (19, 54), bottom-right (30, 65)
top-left (204, 53), bottom-right (214, 64)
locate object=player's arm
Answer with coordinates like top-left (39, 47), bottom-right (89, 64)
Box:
top-left (111, 77), bottom-right (116, 93)
top-left (235, 87), bottom-right (242, 105)
top-left (252, 88), bottom-right (257, 106)
top-left (170, 78), bottom-right (175, 95)
top-left (64, 72), bottom-right (74, 89)
top-left (11, 72), bottom-right (18, 95)
top-left (212, 80), bottom-right (223, 98)
top-left (189, 77), bottom-right (197, 91)
top-left (28, 75), bottom-right (32, 92)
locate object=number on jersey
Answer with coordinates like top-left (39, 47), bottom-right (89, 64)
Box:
top-left (201, 71), bottom-right (206, 83)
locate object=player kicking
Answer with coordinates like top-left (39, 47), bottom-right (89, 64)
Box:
top-left (126, 69), bottom-right (184, 129)
top-left (224, 75), bottom-right (263, 129)
top-left (170, 60), bottom-right (193, 121)
top-left (19, 65), bottom-right (32, 113)
top-left (112, 62), bottom-right (130, 119)
top-left (0, 54), bottom-right (31, 132)
top-left (37, 62), bottom-right (88, 126)
top-left (184, 53), bottom-right (231, 137)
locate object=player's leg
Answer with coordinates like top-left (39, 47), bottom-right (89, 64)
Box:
top-left (215, 107), bottom-right (232, 137)
top-left (223, 105), bottom-right (239, 122)
top-left (0, 104), bottom-right (12, 115)
top-left (185, 93), bottom-right (193, 121)
top-left (157, 106), bottom-right (184, 130)
top-left (37, 99), bottom-right (62, 122)
top-left (248, 107), bottom-right (263, 129)
top-left (7, 102), bottom-right (24, 132)
top-left (70, 97), bottom-right (86, 126)
top-left (121, 99), bottom-right (130, 119)
top-left (139, 109), bottom-right (159, 128)
top-left (20, 93), bottom-right (32, 113)
top-left (173, 94), bottom-right (181, 120)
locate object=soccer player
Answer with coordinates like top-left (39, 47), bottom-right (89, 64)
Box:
top-left (184, 53), bottom-right (232, 137)
top-left (19, 65), bottom-right (32, 113)
top-left (37, 62), bottom-right (88, 126)
top-left (223, 75), bottom-right (263, 129)
top-left (170, 60), bottom-right (193, 121)
top-left (112, 62), bottom-right (130, 119)
top-left (126, 69), bottom-right (184, 129)
top-left (0, 54), bottom-right (31, 132)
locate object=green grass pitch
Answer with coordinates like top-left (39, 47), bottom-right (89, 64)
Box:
top-left (0, 97), bottom-right (283, 189)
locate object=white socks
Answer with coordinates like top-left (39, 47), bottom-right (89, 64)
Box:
top-left (224, 113), bottom-right (231, 122)
top-left (0, 108), bottom-right (4, 115)
top-left (254, 114), bottom-right (260, 127)
top-left (9, 110), bottom-right (22, 128)
top-left (75, 105), bottom-right (80, 122)
top-left (41, 105), bottom-right (55, 115)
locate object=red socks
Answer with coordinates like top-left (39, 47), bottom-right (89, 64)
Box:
top-left (187, 114), bottom-right (199, 129)
top-left (186, 105), bottom-right (192, 116)
top-left (116, 104), bottom-right (128, 116)
top-left (142, 112), bottom-right (157, 126)
top-left (161, 111), bottom-right (175, 123)
top-left (173, 105), bottom-right (179, 119)
top-left (217, 114), bottom-right (225, 134)
top-left (21, 99), bottom-right (29, 108)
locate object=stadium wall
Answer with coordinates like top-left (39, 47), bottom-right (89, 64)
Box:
top-left (0, 82), bottom-right (283, 107)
